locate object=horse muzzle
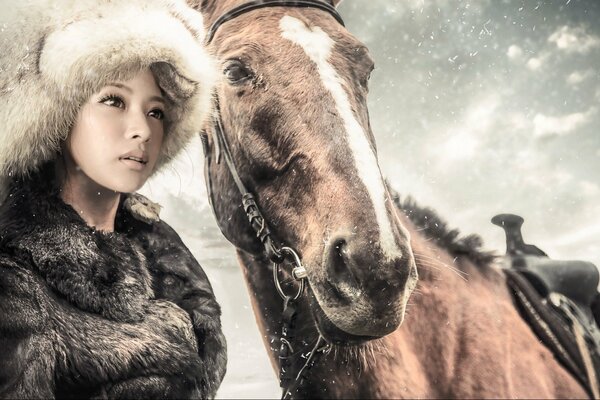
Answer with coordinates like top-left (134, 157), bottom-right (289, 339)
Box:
top-left (308, 232), bottom-right (418, 339)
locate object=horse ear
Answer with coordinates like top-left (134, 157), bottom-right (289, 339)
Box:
top-left (331, 0), bottom-right (344, 7)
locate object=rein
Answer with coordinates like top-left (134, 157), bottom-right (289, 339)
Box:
top-left (204, 1), bottom-right (345, 398)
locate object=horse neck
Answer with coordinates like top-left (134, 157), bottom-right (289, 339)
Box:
top-left (363, 219), bottom-right (509, 397)
top-left (398, 221), bottom-right (498, 389)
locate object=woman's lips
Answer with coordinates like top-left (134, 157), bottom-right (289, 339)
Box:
top-left (119, 157), bottom-right (147, 171)
top-left (119, 151), bottom-right (148, 171)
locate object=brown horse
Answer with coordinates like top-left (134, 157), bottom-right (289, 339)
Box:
top-left (196, 0), bottom-right (587, 397)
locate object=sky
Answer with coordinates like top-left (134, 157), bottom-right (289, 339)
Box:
top-left (340, 0), bottom-right (600, 267)
top-left (140, 1), bottom-right (600, 397)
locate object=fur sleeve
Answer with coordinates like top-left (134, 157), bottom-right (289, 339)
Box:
top-left (0, 258), bottom-right (54, 398)
top-left (140, 220), bottom-right (227, 398)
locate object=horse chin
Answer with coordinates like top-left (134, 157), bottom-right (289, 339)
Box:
top-left (309, 293), bottom-right (383, 346)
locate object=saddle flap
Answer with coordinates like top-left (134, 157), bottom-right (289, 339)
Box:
top-left (514, 256), bottom-right (599, 310)
top-left (505, 269), bottom-right (600, 399)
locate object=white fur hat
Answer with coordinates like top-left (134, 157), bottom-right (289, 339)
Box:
top-left (0, 0), bottom-right (216, 180)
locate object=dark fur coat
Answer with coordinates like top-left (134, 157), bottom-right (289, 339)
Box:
top-left (0, 172), bottom-right (226, 399)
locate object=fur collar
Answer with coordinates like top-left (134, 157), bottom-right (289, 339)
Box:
top-left (0, 174), bottom-right (158, 323)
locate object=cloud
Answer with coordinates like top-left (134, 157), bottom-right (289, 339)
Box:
top-left (527, 57), bottom-right (542, 70)
top-left (370, 0), bottom-right (491, 17)
top-left (526, 26), bottom-right (599, 72)
top-left (440, 130), bottom-right (479, 161)
top-left (507, 112), bottom-right (529, 131)
top-left (434, 95), bottom-right (500, 162)
top-left (548, 25), bottom-right (600, 54)
top-left (465, 95), bottom-right (500, 130)
top-left (566, 70), bottom-right (593, 85)
top-left (533, 108), bottom-right (596, 138)
top-left (549, 220), bottom-right (600, 248)
top-left (580, 180), bottom-right (600, 197)
top-left (507, 44), bottom-right (523, 60)
top-left (526, 52), bottom-right (551, 71)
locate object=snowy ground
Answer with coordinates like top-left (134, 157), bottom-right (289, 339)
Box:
top-left (190, 239), bottom-right (281, 399)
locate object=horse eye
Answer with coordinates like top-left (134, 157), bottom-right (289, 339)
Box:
top-left (223, 60), bottom-right (253, 84)
top-left (361, 64), bottom-right (374, 89)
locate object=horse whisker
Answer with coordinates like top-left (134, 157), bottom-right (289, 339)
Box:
top-left (413, 254), bottom-right (468, 281)
top-left (330, 337), bottom-right (389, 372)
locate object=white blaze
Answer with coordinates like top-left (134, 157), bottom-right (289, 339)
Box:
top-left (279, 15), bottom-right (401, 260)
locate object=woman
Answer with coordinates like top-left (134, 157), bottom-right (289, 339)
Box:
top-left (0, 0), bottom-right (225, 398)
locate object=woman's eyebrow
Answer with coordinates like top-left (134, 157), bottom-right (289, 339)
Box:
top-left (105, 83), bottom-right (165, 104)
top-left (149, 95), bottom-right (166, 104)
top-left (106, 82), bottom-right (132, 92)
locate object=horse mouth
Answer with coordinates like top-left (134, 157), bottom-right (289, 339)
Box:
top-left (308, 292), bottom-right (383, 346)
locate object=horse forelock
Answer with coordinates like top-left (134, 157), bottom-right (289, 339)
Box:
top-left (279, 14), bottom-right (402, 261)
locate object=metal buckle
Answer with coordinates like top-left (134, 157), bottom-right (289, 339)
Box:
top-left (273, 246), bottom-right (307, 300)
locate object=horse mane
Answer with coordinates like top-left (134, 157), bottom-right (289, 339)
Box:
top-left (388, 185), bottom-right (497, 268)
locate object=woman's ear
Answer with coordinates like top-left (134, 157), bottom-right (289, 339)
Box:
top-left (54, 149), bottom-right (68, 189)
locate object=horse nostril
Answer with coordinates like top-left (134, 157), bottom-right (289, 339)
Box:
top-left (325, 236), bottom-right (361, 303)
top-left (331, 238), bottom-right (348, 274)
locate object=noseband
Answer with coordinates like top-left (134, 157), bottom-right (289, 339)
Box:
top-left (203, 2), bottom-right (345, 398)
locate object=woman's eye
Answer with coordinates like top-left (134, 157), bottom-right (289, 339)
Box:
top-left (148, 108), bottom-right (165, 120)
top-left (223, 60), bottom-right (253, 84)
top-left (99, 95), bottom-right (124, 108)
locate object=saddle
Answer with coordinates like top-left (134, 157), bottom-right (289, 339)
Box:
top-left (492, 214), bottom-right (600, 399)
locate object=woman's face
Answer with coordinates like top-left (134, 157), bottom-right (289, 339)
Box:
top-left (66, 69), bottom-right (166, 193)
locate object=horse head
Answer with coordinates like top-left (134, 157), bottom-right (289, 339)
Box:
top-left (200, 0), bottom-right (417, 345)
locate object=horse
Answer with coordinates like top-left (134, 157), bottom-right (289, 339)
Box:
top-left (195, 0), bottom-right (587, 397)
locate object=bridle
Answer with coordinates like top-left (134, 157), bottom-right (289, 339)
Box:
top-left (202, 1), bottom-right (345, 398)
top-left (205, 0), bottom-right (344, 45)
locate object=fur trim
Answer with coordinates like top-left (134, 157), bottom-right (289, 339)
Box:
top-left (0, 0), bottom-right (216, 180)
top-left (124, 193), bottom-right (162, 224)
top-left (0, 174), bottom-right (154, 322)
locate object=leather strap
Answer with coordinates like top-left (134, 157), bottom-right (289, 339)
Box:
top-left (206, 0), bottom-right (344, 44)
top-left (209, 99), bottom-right (284, 262)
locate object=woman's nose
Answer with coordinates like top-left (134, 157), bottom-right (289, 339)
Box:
top-left (126, 111), bottom-right (152, 142)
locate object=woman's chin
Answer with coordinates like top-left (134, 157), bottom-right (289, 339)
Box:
top-left (97, 173), bottom-right (148, 194)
